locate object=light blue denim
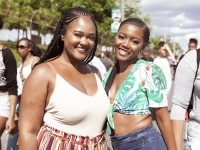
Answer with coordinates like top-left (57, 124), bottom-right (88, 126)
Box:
top-left (111, 124), bottom-right (167, 150)
top-left (6, 133), bottom-right (18, 150)
top-left (6, 103), bottom-right (20, 150)
top-left (184, 120), bottom-right (200, 150)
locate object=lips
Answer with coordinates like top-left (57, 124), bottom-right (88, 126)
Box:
top-left (118, 48), bottom-right (130, 56)
top-left (76, 47), bottom-right (88, 53)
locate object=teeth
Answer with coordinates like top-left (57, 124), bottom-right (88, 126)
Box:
top-left (77, 48), bottom-right (86, 52)
top-left (119, 49), bottom-right (129, 56)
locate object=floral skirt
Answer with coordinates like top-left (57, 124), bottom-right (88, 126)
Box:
top-left (37, 125), bottom-right (109, 150)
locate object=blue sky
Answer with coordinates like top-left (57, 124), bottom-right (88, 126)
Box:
top-left (140, 0), bottom-right (200, 52)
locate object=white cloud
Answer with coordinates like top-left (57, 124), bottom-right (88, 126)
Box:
top-left (141, 0), bottom-right (200, 53)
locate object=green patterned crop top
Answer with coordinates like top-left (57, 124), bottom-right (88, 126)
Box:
top-left (102, 59), bottom-right (168, 135)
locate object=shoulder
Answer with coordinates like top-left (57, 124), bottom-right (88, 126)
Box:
top-left (32, 62), bottom-right (53, 73)
top-left (183, 50), bottom-right (197, 59)
top-left (177, 50), bottom-right (197, 73)
top-left (137, 59), bottom-right (166, 80)
top-left (0, 47), bottom-right (16, 62)
top-left (1, 47), bottom-right (16, 64)
top-left (32, 56), bottom-right (40, 61)
top-left (31, 56), bottom-right (40, 67)
top-left (30, 63), bottom-right (55, 81)
top-left (179, 50), bottom-right (196, 66)
top-left (137, 59), bottom-right (161, 71)
top-left (137, 60), bottom-right (167, 90)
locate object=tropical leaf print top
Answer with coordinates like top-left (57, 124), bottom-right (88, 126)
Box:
top-left (102, 59), bottom-right (168, 135)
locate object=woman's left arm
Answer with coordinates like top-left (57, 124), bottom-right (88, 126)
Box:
top-left (3, 48), bottom-right (18, 133)
top-left (154, 107), bottom-right (177, 150)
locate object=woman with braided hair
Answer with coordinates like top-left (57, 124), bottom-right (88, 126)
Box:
top-left (103, 17), bottom-right (176, 150)
top-left (6, 37), bottom-right (41, 150)
top-left (18, 7), bottom-right (109, 149)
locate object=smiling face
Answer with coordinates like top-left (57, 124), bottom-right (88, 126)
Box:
top-left (62, 16), bottom-right (96, 63)
top-left (114, 23), bottom-right (145, 63)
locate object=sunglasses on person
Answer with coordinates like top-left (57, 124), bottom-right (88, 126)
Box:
top-left (16, 45), bottom-right (29, 49)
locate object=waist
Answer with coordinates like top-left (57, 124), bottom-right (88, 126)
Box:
top-left (113, 114), bottom-right (152, 135)
top-left (43, 114), bottom-right (106, 137)
top-left (111, 124), bottom-right (154, 139)
top-left (41, 124), bottom-right (105, 140)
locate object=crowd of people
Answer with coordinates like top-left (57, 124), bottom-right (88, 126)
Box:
top-left (0, 6), bottom-right (199, 150)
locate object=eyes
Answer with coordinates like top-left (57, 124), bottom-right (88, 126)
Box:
top-left (117, 34), bottom-right (140, 45)
top-left (74, 31), bottom-right (96, 42)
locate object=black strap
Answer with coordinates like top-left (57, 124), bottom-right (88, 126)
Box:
top-left (188, 49), bottom-right (200, 111)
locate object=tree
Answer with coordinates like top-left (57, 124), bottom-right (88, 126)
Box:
top-left (0, 0), bottom-right (154, 49)
top-left (150, 35), bottom-right (183, 56)
top-left (0, 0), bottom-right (116, 45)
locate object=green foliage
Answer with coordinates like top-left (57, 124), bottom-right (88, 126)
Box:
top-left (150, 35), bottom-right (183, 55)
top-left (0, 0), bottom-right (156, 48)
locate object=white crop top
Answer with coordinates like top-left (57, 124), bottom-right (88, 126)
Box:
top-left (17, 62), bottom-right (33, 95)
top-left (43, 73), bottom-right (110, 137)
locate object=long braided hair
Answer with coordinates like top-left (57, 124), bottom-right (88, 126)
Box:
top-left (105, 17), bottom-right (150, 95)
top-left (39, 7), bottom-right (98, 64)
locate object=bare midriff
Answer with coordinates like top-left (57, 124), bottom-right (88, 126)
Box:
top-left (113, 113), bottom-right (152, 135)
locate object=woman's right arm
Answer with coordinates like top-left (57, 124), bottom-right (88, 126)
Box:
top-left (171, 105), bottom-right (186, 150)
top-left (18, 64), bottom-right (51, 150)
top-left (170, 50), bottom-right (197, 150)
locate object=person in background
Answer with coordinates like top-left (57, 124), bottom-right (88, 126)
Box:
top-left (188, 38), bottom-right (198, 51)
top-left (89, 55), bottom-right (107, 79)
top-left (98, 51), bottom-right (114, 71)
top-left (103, 17), bottom-right (176, 150)
top-left (177, 38), bottom-right (198, 64)
top-left (0, 44), bottom-right (17, 149)
top-left (18, 7), bottom-right (109, 149)
top-left (154, 41), bottom-right (176, 94)
top-left (173, 38), bottom-right (199, 119)
top-left (170, 49), bottom-right (200, 150)
top-left (6, 38), bottom-right (41, 150)
top-left (139, 47), bottom-right (153, 62)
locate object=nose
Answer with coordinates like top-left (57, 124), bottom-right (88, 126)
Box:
top-left (80, 37), bottom-right (88, 45)
top-left (121, 39), bottom-right (130, 48)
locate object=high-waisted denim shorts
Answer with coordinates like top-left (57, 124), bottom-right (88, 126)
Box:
top-left (111, 124), bottom-right (167, 150)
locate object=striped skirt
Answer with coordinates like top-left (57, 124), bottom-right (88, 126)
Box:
top-left (37, 125), bottom-right (109, 150)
